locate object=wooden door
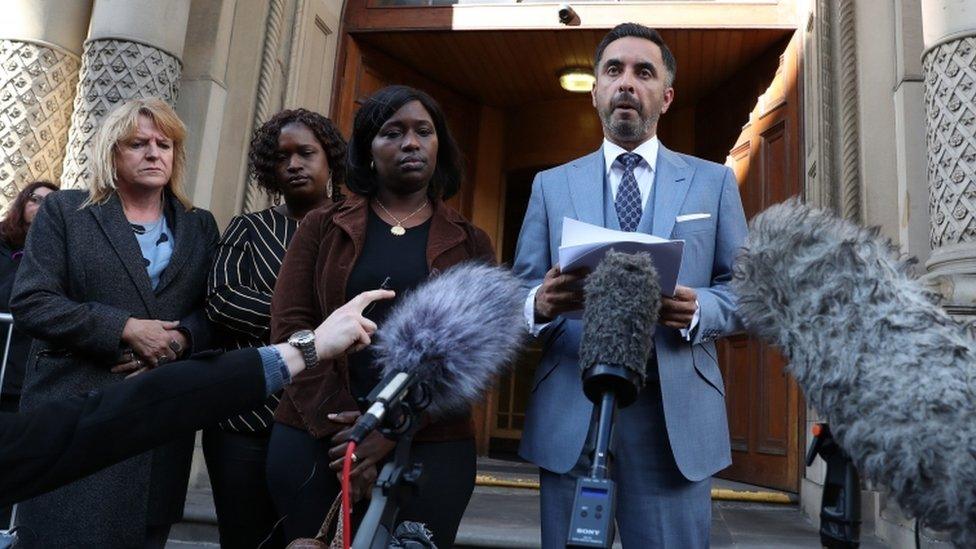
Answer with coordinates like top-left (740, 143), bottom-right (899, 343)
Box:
top-left (716, 32), bottom-right (804, 492)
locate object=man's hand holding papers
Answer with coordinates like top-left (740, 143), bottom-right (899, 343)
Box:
top-left (537, 218), bottom-right (689, 323)
top-left (660, 285), bottom-right (698, 330)
top-left (534, 264), bottom-right (589, 322)
top-left (559, 218), bottom-right (684, 295)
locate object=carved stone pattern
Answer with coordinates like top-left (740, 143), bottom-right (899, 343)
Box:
top-left (837, 0), bottom-right (860, 223)
top-left (816, 0), bottom-right (835, 212)
top-left (242, 0), bottom-right (285, 213)
top-left (0, 41), bottom-right (79, 203)
top-left (924, 36), bottom-right (976, 248)
top-left (60, 39), bottom-right (181, 190)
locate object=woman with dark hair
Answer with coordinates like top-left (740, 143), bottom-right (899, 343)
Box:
top-left (204, 108), bottom-right (346, 548)
top-left (0, 180), bottom-right (58, 415)
top-left (266, 85), bottom-right (494, 547)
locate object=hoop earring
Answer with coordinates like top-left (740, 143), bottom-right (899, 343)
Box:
top-left (326, 175), bottom-right (333, 199)
top-left (370, 160), bottom-right (375, 171)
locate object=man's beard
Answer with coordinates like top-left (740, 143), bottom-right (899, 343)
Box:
top-left (600, 104), bottom-right (655, 143)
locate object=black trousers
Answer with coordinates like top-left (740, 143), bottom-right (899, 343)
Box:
top-left (0, 393), bottom-right (18, 530)
top-left (266, 423), bottom-right (476, 548)
top-left (203, 428), bottom-right (285, 549)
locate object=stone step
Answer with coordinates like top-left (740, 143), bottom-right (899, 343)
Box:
top-left (167, 458), bottom-right (810, 548)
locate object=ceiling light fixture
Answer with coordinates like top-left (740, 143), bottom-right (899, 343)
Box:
top-left (559, 68), bottom-right (595, 93)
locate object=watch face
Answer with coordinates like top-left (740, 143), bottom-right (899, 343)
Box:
top-left (290, 330), bottom-right (314, 345)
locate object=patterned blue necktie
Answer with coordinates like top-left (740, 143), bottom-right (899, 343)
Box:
top-left (615, 152), bottom-right (643, 232)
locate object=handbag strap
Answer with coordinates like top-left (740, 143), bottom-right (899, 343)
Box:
top-left (315, 492), bottom-right (345, 549)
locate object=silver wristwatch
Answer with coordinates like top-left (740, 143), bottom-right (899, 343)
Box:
top-left (288, 329), bottom-right (318, 370)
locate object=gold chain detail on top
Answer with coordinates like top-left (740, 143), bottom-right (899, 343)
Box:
top-left (374, 199), bottom-right (429, 236)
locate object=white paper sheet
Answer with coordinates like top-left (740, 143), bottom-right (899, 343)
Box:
top-left (558, 217), bottom-right (684, 297)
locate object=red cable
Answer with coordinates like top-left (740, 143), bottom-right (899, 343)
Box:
top-left (342, 441), bottom-right (357, 549)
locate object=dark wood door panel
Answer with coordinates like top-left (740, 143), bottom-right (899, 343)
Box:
top-left (757, 346), bottom-right (790, 456)
top-left (715, 31), bottom-right (803, 493)
top-left (720, 335), bottom-right (753, 453)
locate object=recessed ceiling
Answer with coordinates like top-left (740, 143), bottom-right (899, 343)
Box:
top-left (354, 28), bottom-right (793, 109)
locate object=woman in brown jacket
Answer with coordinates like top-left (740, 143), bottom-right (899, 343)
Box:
top-left (266, 85), bottom-right (494, 547)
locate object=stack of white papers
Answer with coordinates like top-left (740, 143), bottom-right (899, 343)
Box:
top-left (559, 217), bottom-right (684, 296)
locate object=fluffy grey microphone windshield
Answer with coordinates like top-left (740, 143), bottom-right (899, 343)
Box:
top-left (371, 262), bottom-right (526, 419)
top-left (732, 199), bottom-right (976, 547)
top-left (579, 250), bottom-right (660, 387)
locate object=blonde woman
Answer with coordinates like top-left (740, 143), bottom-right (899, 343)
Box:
top-left (10, 97), bottom-right (219, 548)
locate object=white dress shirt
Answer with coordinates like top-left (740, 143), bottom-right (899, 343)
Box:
top-left (603, 137), bottom-right (659, 210)
top-left (523, 137), bottom-right (699, 339)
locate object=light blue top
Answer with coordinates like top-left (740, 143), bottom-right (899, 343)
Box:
top-left (257, 346), bottom-right (291, 394)
top-left (131, 215), bottom-right (174, 289)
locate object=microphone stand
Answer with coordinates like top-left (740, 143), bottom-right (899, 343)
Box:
top-left (590, 389), bottom-right (616, 480)
top-left (806, 423), bottom-right (860, 548)
top-left (352, 387), bottom-right (430, 549)
top-left (567, 363), bottom-right (641, 549)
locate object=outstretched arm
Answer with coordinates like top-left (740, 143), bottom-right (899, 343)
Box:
top-left (0, 288), bottom-right (393, 506)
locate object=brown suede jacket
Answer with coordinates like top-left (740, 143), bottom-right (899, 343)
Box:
top-left (270, 192), bottom-right (495, 441)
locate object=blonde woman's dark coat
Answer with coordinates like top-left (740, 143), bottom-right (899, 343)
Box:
top-left (10, 189), bottom-right (218, 548)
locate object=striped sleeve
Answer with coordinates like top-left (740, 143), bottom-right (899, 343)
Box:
top-left (206, 215), bottom-right (273, 339)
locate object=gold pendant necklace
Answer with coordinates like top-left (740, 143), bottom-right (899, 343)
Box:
top-left (375, 198), bottom-right (429, 236)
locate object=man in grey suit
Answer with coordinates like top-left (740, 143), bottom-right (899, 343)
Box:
top-left (513, 23), bottom-right (748, 547)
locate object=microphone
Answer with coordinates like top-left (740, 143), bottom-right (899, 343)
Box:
top-left (568, 250), bottom-right (659, 549)
top-left (579, 250), bottom-right (660, 407)
top-left (346, 262), bottom-right (526, 443)
top-left (732, 199), bottom-right (976, 548)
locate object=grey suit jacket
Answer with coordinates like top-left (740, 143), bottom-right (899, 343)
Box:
top-left (513, 144), bottom-right (748, 481)
top-left (9, 189), bottom-right (219, 547)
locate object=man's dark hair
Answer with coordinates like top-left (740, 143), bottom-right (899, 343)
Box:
top-left (248, 108), bottom-right (346, 200)
top-left (346, 85), bottom-right (463, 200)
top-left (593, 23), bottom-right (677, 86)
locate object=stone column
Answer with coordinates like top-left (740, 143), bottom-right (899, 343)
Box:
top-left (922, 0), bottom-right (976, 315)
top-left (60, 0), bottom-right (191, 189)
top-left (0, 0), bottom-right (92, 201)
top-left (241, 0), bottom-right (286, 213)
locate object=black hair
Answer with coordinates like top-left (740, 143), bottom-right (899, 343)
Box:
top-left (346, 85), bottom-right (463, 200)
top-left (593, 23), bottom-right (677, 86)
top-left (248, 108), bottom-right (346, 200)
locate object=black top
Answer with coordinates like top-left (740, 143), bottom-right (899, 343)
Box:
top-left (207, 207), bottom-right (299, 433)
top-left (346, 207), bottom-right (431, 406)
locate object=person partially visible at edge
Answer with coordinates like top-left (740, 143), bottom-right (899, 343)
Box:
top-left (0, 179), bottom-right (58, 529)
top-left (266, 85), bottom-right (495, 547)
top-left (512, 23), bottom-right (748, 548)
top-left (204, 108), bottom-right (346, 549)
top-left (9, 97), bottom-right (220, 549)
top-left (0, 180), bottom-right (58, 415)
top-left (1, 288), bottom-right (394, 509)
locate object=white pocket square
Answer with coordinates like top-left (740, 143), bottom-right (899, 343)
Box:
top-left (676, 213), bottom-right (711, 222)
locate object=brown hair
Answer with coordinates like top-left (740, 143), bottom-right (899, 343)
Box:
top-left (1, 180), bottom-right (59, 249)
